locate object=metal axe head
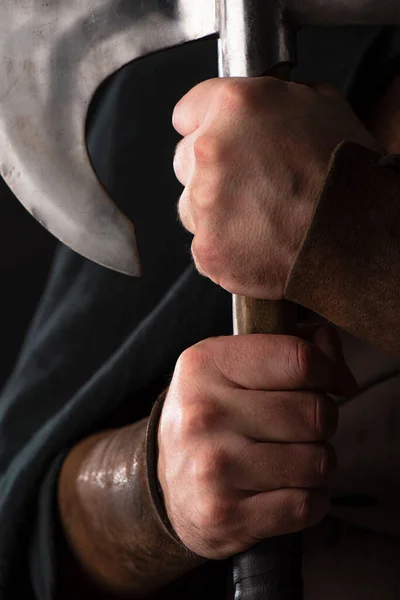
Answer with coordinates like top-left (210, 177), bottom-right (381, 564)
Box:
top-left (0, 0), bottom-right (399, 276)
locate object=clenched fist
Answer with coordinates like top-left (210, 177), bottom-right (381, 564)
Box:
top-left (157, 325), bottom-right (358, 560)
top-left (173, 77), bottom-right (379, 299)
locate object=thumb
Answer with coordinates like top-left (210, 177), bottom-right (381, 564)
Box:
top-left (297, 322), bottom-right (359, 397)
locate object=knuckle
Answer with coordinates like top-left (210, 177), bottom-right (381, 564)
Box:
top-left (174, 136), bottom-right (186, 161)
top-left (294, 490), bottom-right (315, 526)
top-left (181, 401), bottom-right (222, 438)
top-left (219, 78), bottom-right (266, 113)
top-left (189, 176), bottom-right (223, 216)
top-left (177, 188), bottom-right (194, 233)
top-left (307, 393), bottom-right (338, 440)
top-left (177, 343), bottom-right (212, 377)
top-left (220, 80), bottom-right (250, 110)
top-left (196, 497), bottom-right (236, 534)
top-left (295, 490), bottom-right (329, 528)
top-left (317, 443), bottom-right (337, 481)
top-left (192, 235), bottom-right (223, 281)
top-left (287, 339), bottom-right (314, 385)
top-left (193, 134), bottom-right (225, 165)
top-left (193, 448), bottom-right (229, 485)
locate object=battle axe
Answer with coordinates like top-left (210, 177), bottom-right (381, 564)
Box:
top-left (1, 1), bottom-right (400, 599)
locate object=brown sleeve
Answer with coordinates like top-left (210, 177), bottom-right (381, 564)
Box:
top-left (57, 392), bottom-right (230, 599)
top-left (284, 141), bottom-right (400, 356)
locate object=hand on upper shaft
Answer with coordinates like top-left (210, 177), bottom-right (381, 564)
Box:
top-left (157, 325), bottom-right (358, 560)
top-left (173, 77), bottom-right (380, 299)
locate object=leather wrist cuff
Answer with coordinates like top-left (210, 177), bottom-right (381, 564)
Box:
top-left (58, 389), bottom-right (206, 598)
top-left (284, 140), bottom-right (400, 354)
top-left (146, 389), bottom-right (205, 561)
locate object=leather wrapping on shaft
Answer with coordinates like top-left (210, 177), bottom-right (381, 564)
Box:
top-left (233, 535), bottom-right (303, 600)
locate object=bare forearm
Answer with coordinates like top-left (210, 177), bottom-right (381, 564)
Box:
top-left (57, 406), bottom-right (205, 598)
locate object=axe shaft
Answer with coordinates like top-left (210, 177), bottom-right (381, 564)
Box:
top-left (218, 1), bottom-right (302, 598)
top-left (1, 1), bottom-right (399, 595)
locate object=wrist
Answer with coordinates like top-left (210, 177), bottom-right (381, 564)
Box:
top-left (284, 140), bottom-right (400, 354)
top-left (146, 389), bottom-right (195, 550)
top-left (58, 396), bottom-right (204, 598)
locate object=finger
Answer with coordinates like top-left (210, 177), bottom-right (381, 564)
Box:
top-left (226, 389), bottom-right (338, 442)
top-left (238, 488), bottom-right (330, 540)
top-left (297, 323), bottom-right (343, 362)
top-left (203, 334), bottom-right (338, 394)
top-left (224, 439), bottom-right (336, 493)
top-left (173, 135), bottom-right (195, 186)
top-left (297, 323), bottom-right (359, 396)
top-left (177, 187), bottom-right (195, 234)
top-left (173, 78), bottom-right (221, 136)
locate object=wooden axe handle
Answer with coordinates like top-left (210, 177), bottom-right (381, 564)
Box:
top-left (233, 296), bottom-right (297, 335)
top-left (233, 64), bottom-right (296, 341)
top-left (231, 63), bottom-right (303, 600)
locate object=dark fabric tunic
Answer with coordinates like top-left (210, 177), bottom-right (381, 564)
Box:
top-left (1, 26), bottom-right (400, 599)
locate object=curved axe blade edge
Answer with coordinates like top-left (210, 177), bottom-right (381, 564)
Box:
top-left (0, 0), bottom-right (217, 276)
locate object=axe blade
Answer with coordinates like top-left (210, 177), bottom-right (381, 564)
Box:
top-left (0, 0), bottom-right (217, 275)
